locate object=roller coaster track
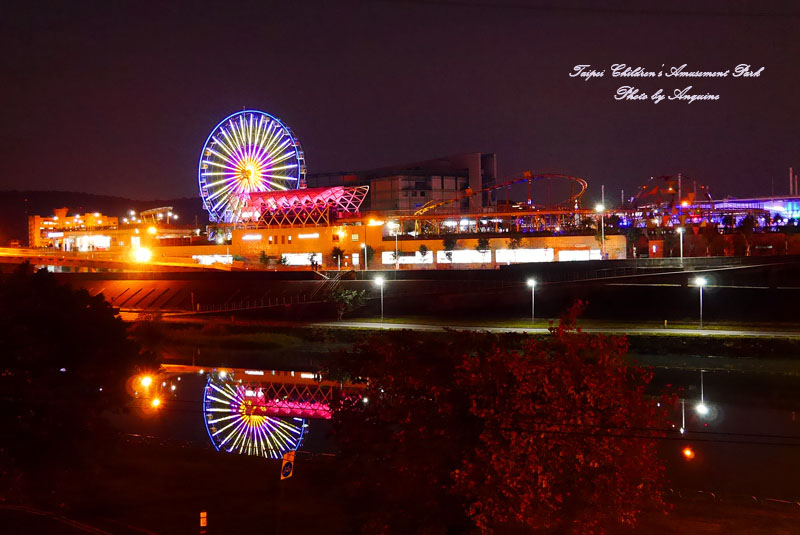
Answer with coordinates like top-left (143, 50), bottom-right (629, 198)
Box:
top-left (413, 172), bottom-right (588, 216)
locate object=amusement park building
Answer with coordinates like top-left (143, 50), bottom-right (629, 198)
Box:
top-left (29, 207), bottom-right (119, 248)
top-left (25, 207), bottom-right (626, 268)
top-left (306, 152), bottom-right (498, 212)
top-left (697, 196), bottom-right (800, 220)
top-left (226, 224), bottom-right (625, 268)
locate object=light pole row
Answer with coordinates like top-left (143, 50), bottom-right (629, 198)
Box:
top-left (695, 276), bottom-right (706, 328)
top-left (527, 278), bottom-right (536, 325)
top-left (519, 275), bottom-right (708, 329)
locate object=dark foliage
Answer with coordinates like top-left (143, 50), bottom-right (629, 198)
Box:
top-left (328, 288), bottom-right (367, 321)
top-left (0, 264), bottom-right (157, 470)
top-left (328, 304), bottom-right (668, 534)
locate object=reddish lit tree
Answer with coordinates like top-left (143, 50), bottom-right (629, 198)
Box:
top-left (453, 302), bottom-right (668, 533)
top-left (330, 304), bottom-right (669, 534)
top-left (329, 329), bottom-right (487, 533)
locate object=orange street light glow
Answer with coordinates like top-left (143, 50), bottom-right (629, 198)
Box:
top-left (133, 247), bottom-right (152, 262)
top-left (140, 375), bottom-right (153, 387)
top-left (150, 397), bottom-right (161, 408)
top-left (682, 447), bottom-right (695, 460)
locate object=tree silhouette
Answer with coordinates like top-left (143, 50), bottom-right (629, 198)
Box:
top-left (443, 235), bottom-right (458, 263)
top-left (328, 287), bottom-right (366, 321)
top-left (737, 214), bottom-right (755, 256)
top-left (418, 244), bottom-right (430, 263)
top-left (329, 304), bottom-right (669, 534)
top-left (0, 264), bottom-right (157, 470)
top-left (331, 246), bottom-right (344, 267)
top-left (475, 237), bottom-right (491, 264)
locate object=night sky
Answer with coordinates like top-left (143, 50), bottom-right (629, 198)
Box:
top-left (2, 0), bottom-right (799, 203)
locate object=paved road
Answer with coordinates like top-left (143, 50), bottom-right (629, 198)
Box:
top-left (312, 321), bottom-right (800, 338)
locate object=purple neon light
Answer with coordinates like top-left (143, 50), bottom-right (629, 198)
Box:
top-left (198, 110), bottom-right (304, 223)
top-left (203, 376), bottom-right (306, 460)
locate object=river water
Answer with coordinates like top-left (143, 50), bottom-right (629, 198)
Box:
top-left (114, 366), bottom-right (800, 501)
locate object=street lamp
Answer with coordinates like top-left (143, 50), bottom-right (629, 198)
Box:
top-left (526, 278), bottom-right (536, 325)
top-left (386, 221), bottom-right (399, 271)
top-left (374, 276), bottom-right (384, 321)
top-left (595, 204), bottom-right (605, 259)
top-left (694, 276), bottom-right (707, 328)
top-left (361, 243), bottom-right (368, 271)
top-left (676, 227), bottom-right (685, 266)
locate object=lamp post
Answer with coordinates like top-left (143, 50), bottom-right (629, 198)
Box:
top-left (694, 276), bottom-right (707, 328)
top-left (527, 278), bottom-right (536, 325)
top-left (386, 221), bottom-right (399, 271)
top-left (374, 276), bottom-right (384, 321)
top-left (595, 204), bottom-right (605, 259)
top-left (677, 227), bottom-right (684, 266)
top-left (361, 243), bottom-right (368, 271)
top-left (337, 230), bottom-right (345, 270)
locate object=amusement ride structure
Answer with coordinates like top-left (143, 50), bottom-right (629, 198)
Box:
top-left (413, 172), bottom-right (588, 216)
top-left (631, 174), bottom-right (713, 209)
top-left (198, 110), bottom-right (307, 223)
top-left (199, 110), bottom-right (369, 229)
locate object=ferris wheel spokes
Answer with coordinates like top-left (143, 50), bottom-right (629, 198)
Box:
top-left (203, 376), bottom-right (306, 460)
top-left (198, 110), bottom-right (306, 222)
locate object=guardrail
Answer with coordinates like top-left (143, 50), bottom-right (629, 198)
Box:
top-left (195, 294), bottom-right (318, 314)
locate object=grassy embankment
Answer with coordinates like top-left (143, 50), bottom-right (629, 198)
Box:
top-left (130, 317), bottom-right (800, 376)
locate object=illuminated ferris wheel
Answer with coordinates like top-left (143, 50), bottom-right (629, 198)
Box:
top-left (198, 110), bottom-right (306, 223)
top-left (203, 374), bottom-right (307, 459)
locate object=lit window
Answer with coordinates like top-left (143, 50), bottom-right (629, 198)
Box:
top-left (351, 233), bottom-right (359, 242)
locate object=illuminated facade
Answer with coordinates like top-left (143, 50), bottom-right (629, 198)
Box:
top-left (697, 196), bottom-right (800, 220)
top-left (229, 223), bottom-right (625, 267)
top-left (28, 207), bottom-right (119, 248)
